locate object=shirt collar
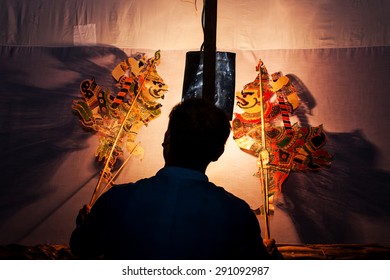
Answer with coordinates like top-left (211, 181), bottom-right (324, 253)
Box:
top-left (157, 166), bottom-right (209, 182)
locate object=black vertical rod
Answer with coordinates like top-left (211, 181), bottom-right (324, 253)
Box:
top-left (202, 0), bottom-right (217, 103)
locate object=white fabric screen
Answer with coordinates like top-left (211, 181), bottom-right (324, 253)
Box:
top-left (0, 0), bottom-right (389, 246)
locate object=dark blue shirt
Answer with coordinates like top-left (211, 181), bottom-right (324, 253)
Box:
top-left (70, 166), bottom-right (270, 259)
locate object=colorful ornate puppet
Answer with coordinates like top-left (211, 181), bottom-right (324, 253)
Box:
top-left (72, 51), bottom-right (168, 206)
top-left (232, 59), bottom-right (332, 224)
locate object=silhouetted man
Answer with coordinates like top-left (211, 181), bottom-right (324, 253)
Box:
top-left (70, 98), bottom-right (278, 259)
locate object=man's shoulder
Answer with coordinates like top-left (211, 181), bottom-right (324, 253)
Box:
top-left (102, 179), bottom-right (144, 197)
top-left (209, 184), bottom-right (253, 212)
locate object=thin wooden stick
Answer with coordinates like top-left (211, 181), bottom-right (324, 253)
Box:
top-left (89, 52), bottom-right (159, 207)
top-left (257, 61), bottom-right (270, 239)
top-left (89, 142), bottom-right (141, 206)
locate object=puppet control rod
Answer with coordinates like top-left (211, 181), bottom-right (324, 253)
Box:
top-left (88, 53), bottom-right (160, 207)
top-left (256, 64), bottom-right (271, 240)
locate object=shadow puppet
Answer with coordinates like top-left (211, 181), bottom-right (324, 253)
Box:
top-left (277, 74), bottom-right (390, 244)
top-left (0, 46), bottom-right (129, 232)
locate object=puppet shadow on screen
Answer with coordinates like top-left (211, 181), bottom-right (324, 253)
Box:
top-left (276, 74), bottom-right (390, 244)
top-left (0, 46), bottom-right (129, 232)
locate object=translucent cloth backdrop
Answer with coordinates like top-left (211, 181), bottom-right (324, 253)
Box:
top-left (0, 0), bottom-right (389, 245)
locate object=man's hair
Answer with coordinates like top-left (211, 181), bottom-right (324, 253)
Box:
top-left (167, 98), bottom-right (231, 164)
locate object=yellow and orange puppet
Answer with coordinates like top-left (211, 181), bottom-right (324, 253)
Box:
top-left (232, 59), bottom-right (332, 229)
top-left (72, 51), bottom-right (168, 206)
